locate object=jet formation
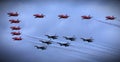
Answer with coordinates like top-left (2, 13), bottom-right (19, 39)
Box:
top-left (34, 34), bottom-right (94, 50)
top-left (8, 12), bottom-right (22, 41)
top-left (7, 12), bottom-right (117, 20)
top-left (7, 12), bottom-right (118, 50)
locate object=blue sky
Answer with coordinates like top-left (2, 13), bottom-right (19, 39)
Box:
top-left (0, 0), bottom-right (120, 62)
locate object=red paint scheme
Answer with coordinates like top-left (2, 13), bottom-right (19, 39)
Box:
top-left (9, 19), bottom-right (20, 23)
top-left (33, 14), bottom-right (45, 18)
top-left (10, 26), bottom-right (21, 30)
top-left (12, 37), bottom-right (22, 40)
top-left (58, 14), bottom-right (69, 19)
top-left (8, 12), bottom-right (19, 16)
top-left (11, 32), bottom-right (21, 35)
top-left (81, 15), bottom-right (92, 19)
top-left (106, 16), bottom-right (115, 20)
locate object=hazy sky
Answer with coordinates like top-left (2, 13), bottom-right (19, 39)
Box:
top-left (0, 0), bottom-right (120, 62)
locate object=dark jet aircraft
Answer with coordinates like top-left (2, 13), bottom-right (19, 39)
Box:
top-left (81, 15), bottom-right (92, 19)
top-left (57, 42), bottom-right (70, 47)
top-left (34, 45), bottom-right (47, 50)
top-left (81, 37), bottom-right (93, 42)
top-left (39, 40), bottom-right (52, 45)
top-left (45, 34), bottom-right (58, 39)
top-left (7, 12), bottom-right (19, 17)
top-left (33, 14), bottom-right (45, 18)
top-left (106, 16), bottom-right (115, 20)
top-left (58, 14), bottom-right (69, 19)
top-left (63, 36), bottom-right (76, 41)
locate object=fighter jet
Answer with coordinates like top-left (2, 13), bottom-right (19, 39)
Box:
top-left (34, 45), bottom-right (47, 50)
top-left (33, 14), bottom-right (45, 18)
top-left (63, 36), bottom-right (76, 41)
top-left (7, 12), bottom-right (19, 17)
top-left (39, 40), bottom-right (52, 45)
top-left (12, 37), bottom-right (22, 41)
top-left (80, 37), bottom-right (93, 42)
top-left (9, 19), bottom-right (20, 24)
top-left (11, 31), bottom-right (21, 36)
top-left (81, 15), bottom-right (92, 19)
top-left (58, 14), bottom-right (69, 19)
top-left (10, 26), bottom-right (21, 30)
top-left (45, 34), bottom-right (58, 39)
top-left (106, 16), bottom-right (115, 20)
top-left (57, 42), bottom-right (70, 47)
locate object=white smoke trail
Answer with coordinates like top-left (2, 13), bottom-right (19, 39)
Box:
top-left (94, 19), bottom-right (120, 28)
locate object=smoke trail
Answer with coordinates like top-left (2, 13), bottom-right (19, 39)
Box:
top-left (24, 34), bottom-right (67, 43)
top-left (49, 45), bottom-right (100, 61)
top-left (87, 43), bottom-right (120, 55)
top-left (71, 44), bottom-right (118, 57)
top-left (91, 42), bottom-right (120, 51)
top-left (25, 40), bottom-right (45, 46)
top-left (24, 34), bottom-right (46, 40)
top-left (96, 20), bottom-right (120, 28)
top-left (90, 19), bottom-right (120, 51)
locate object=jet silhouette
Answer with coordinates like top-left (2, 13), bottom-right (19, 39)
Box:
top-left (34, 45), bottom-right (47, 50)
top-left (63, 36), bottom-right (76, 41)
top-left (57, 42), bottom-right (70, 47)
top-left (45, 34), bottom-right (58, 39)
top-left (39, 40), bottom-right (52, 45)
top-left (81, 37), bottom-right (93, 42)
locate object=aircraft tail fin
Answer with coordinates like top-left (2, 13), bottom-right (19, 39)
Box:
top-left (81, 38), bottom-right (85, 41)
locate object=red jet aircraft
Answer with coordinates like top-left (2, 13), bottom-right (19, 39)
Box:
top-left (11, 32), bottom-right (21, 36)
top-left (33, 14), bottom-right (45, 18)
top-left (106, 16), bottom-right (115, 20)
top-left (9, 19), bottom-right (20, 24)
top-left (81, 15), bottom-right (92, 19)
top-left (12, 37), bottom-right (22, 41)
top-left (7, 12), bottom-right (19, 17)
top-left (10, 26), bottom-right (21, 30)
top-left (58, 14), bottom-right (69, 19)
